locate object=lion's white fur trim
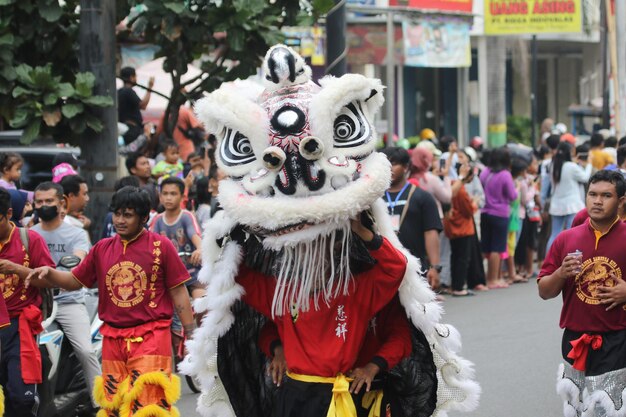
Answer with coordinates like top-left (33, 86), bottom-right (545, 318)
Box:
top-left (218, 152), bottom-right (391, 231)
top-left (556, 362), bottom-right (626, 417)
top-left (180, 239), bottom-right (243, 417)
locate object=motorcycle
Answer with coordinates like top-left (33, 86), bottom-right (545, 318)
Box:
top-left (37, 255), bottom-right (103, 417)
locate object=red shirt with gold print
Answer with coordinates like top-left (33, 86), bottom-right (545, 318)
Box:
top-left (539, 219), bottom-right (626, 332)
top-left (1, 225), bottom-right (55, 319)
top-left (71, 230), bottom-right (190, 328)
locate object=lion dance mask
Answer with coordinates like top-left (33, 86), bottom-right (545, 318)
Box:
top-left (182, 45), bottom-right (480, 417)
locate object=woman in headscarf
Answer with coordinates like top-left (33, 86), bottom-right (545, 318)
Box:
top-left (409, 146), bottom-right (452, 219)
top-left (6, 189), bottom-right (30, 227)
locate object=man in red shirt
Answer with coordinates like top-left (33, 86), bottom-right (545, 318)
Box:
top-left (27, 186), bottom-right (194, 417)
top-left (236, 218), bottom-right (407, 417)
top-left (538, 170), bottom-right (626, 416)
top-left (0, 187), bottom-right (55, 417)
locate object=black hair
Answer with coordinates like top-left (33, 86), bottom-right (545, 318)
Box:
top-left (511, 157), bottom-right (529, 178)
top-left (576, 142), bottom-right (590, 156)
top-left (379, 147), bottom-right (410, 166)
top-left (546, 134), bottom-right (561, 151)
top-left (439, 136), bottom-right (457, 153)
top-left (195, 176), bottom-right (211, 206)
top-left (588, 169), bottom-right (626, 198)
top-left (605, 136), bottom-right (618, 148)
top-left (160, 176), bottom-right (185, 194)
top-left (552, 142), bottom-right (572, 185)
top-left (0, 187), bottom-right (10, 217)
top-left (125, 152), bottom-right (145, 175)
top-left (0, 152), bottom-right (23, 174)
top-left (617, 145), bottom-right (626, 167)
top-left (34, 181), bottom-right (64, 201)
top-left (109, 186), bottom-right (151, 219)
top-left (60, 175), bottom-right (86, 197)
top-left (187, 152), bottom-right (201, 163)
top-left (487, 146), bottom-right (511, 173)
top-left (590, 133), bottom-right (604, 148)
top-left (163, 141), bottom-right (179, 152)
top-left (534, 144), bottom-right (550, 160)
top-left (120, 67), bottom-right (136, 82)
top-left (619, 136), bottom-right (626, 147)
top-left (114, 176), bottom-right (141, 192)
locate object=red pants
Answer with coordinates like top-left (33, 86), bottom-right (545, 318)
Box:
top-left (94, 320), bottom-right (180, 417)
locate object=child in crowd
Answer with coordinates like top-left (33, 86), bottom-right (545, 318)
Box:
top-left (515, 155), bottom-right (541, 279)
top-left (503, 158), bottom-right (529, 284)
top-left (150, 177), bottom-right (205, 299)
top-left (0, 152), bottom-right (33, 201)
top-left (152, 141), bottom-right (183, 182)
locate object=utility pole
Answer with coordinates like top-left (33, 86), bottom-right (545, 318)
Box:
top-left (325, 0), bottom-right (347, 77)
top-left (385, 11), bottom-right (395, 147)
top-left (531, 35), bottom-right (538, 147)
top-left (616, 0), bottom-right (626, 137)
top-left (79, 0), bottom-right (118, 239)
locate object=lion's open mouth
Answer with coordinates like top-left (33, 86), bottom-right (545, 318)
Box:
top-left (249, 221), bottom-right (315, 237)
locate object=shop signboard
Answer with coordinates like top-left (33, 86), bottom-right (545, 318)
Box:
top-left (346, 25), bottom-right (404, 66)
top-left (389, 0), bottom-right (473, 13)
top-left (403, 17), bottom-right (472, 67)
top-left (484, 0), bottom-right (582, 34)
top-left (282, 27), bottom-right (326, 66)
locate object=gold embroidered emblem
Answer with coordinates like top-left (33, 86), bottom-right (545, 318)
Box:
top-left (1, 274), bottom-right (20, 299)
top-left (105, 261), bottom-right (148, 308)
top-left (576, 256), bottom-right (622, 305)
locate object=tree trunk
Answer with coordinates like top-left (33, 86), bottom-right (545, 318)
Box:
top-left (486, 36), bottom-right (507, 147)
top-left (79, 0), bottom-right (118, 240)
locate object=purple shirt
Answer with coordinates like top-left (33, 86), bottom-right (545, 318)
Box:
top-left (479, 168), bottom-right (518, 218)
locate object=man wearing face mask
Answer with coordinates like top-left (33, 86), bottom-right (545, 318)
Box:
top-left (29, 182), bottom-right (101, 410)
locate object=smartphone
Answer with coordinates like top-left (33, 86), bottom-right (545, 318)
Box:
top-left (439, 159), bottom-right (446, 170)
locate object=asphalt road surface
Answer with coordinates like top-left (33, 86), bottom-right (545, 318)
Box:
top-left (176, 280), bottom-right (565, 417)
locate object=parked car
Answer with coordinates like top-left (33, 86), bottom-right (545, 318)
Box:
top-left (0, 130), bottom-right (80, 190)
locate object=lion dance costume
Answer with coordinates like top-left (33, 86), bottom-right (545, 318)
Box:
top-left (182, 45), bottom-right (481, 417)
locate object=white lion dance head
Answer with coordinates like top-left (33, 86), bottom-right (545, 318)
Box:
top-left (183, 44), bottom-right (480, 417)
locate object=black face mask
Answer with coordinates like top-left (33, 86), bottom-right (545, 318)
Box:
top-left (35, 205), bottom-right (59, 222)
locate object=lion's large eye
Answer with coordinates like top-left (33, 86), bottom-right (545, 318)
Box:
top-left (333, 102), bottom-right (371, 148)
top-left (220, 128), bottom-right (255, 167)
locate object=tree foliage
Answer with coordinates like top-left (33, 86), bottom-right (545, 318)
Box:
top-left (121, 0), bottom-right (332, 136)
top-left (0, 0), bottom-right (114, 144)
top-left (0, 0), bottom-right (332, 144)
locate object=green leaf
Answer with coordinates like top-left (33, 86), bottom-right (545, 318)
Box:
top-left (38, 2), bottom-right (63, 22)
top-left (228, 28), bottom-right (245, 51)
top-left (12, 85), bottom-right (31, 98)
top-left (31, 66), bottom-right (55, 89)
top-left (0, 0), bottom-right (16, 5)
top-left (43, 93), bottom-right (59, 105)
top-left (0, 33), bottom-right (14, 45)
top-left (233, 0), bottom-right (266, 15)
top-left (69, 116), bottom-right (86, 133)
top-left (61, 102), bottom-right (84, 118)
top-left (15, 64), bottom-right (34, 86)
top-left (56, 83), bottom-right (75, 98)
top-left (313, 0), bottom-right (335, 14)
top-left (82, 95), bottom-right (113, 107)
top-left (85, 114), bottom-right (104, 131)
top-left (9, 107), bottom-right (30, 128)
top-left (74, 72), bottom-right (95, 97)
top-left (163, 2), bottom-right (185, 14)
top-left (21, 121), bottom-right (41, 144)
top-left (0, 65), bottom-right (16, 81)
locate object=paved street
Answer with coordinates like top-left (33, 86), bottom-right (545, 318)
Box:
top-left (177, 280), bottom-right (565, 417)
